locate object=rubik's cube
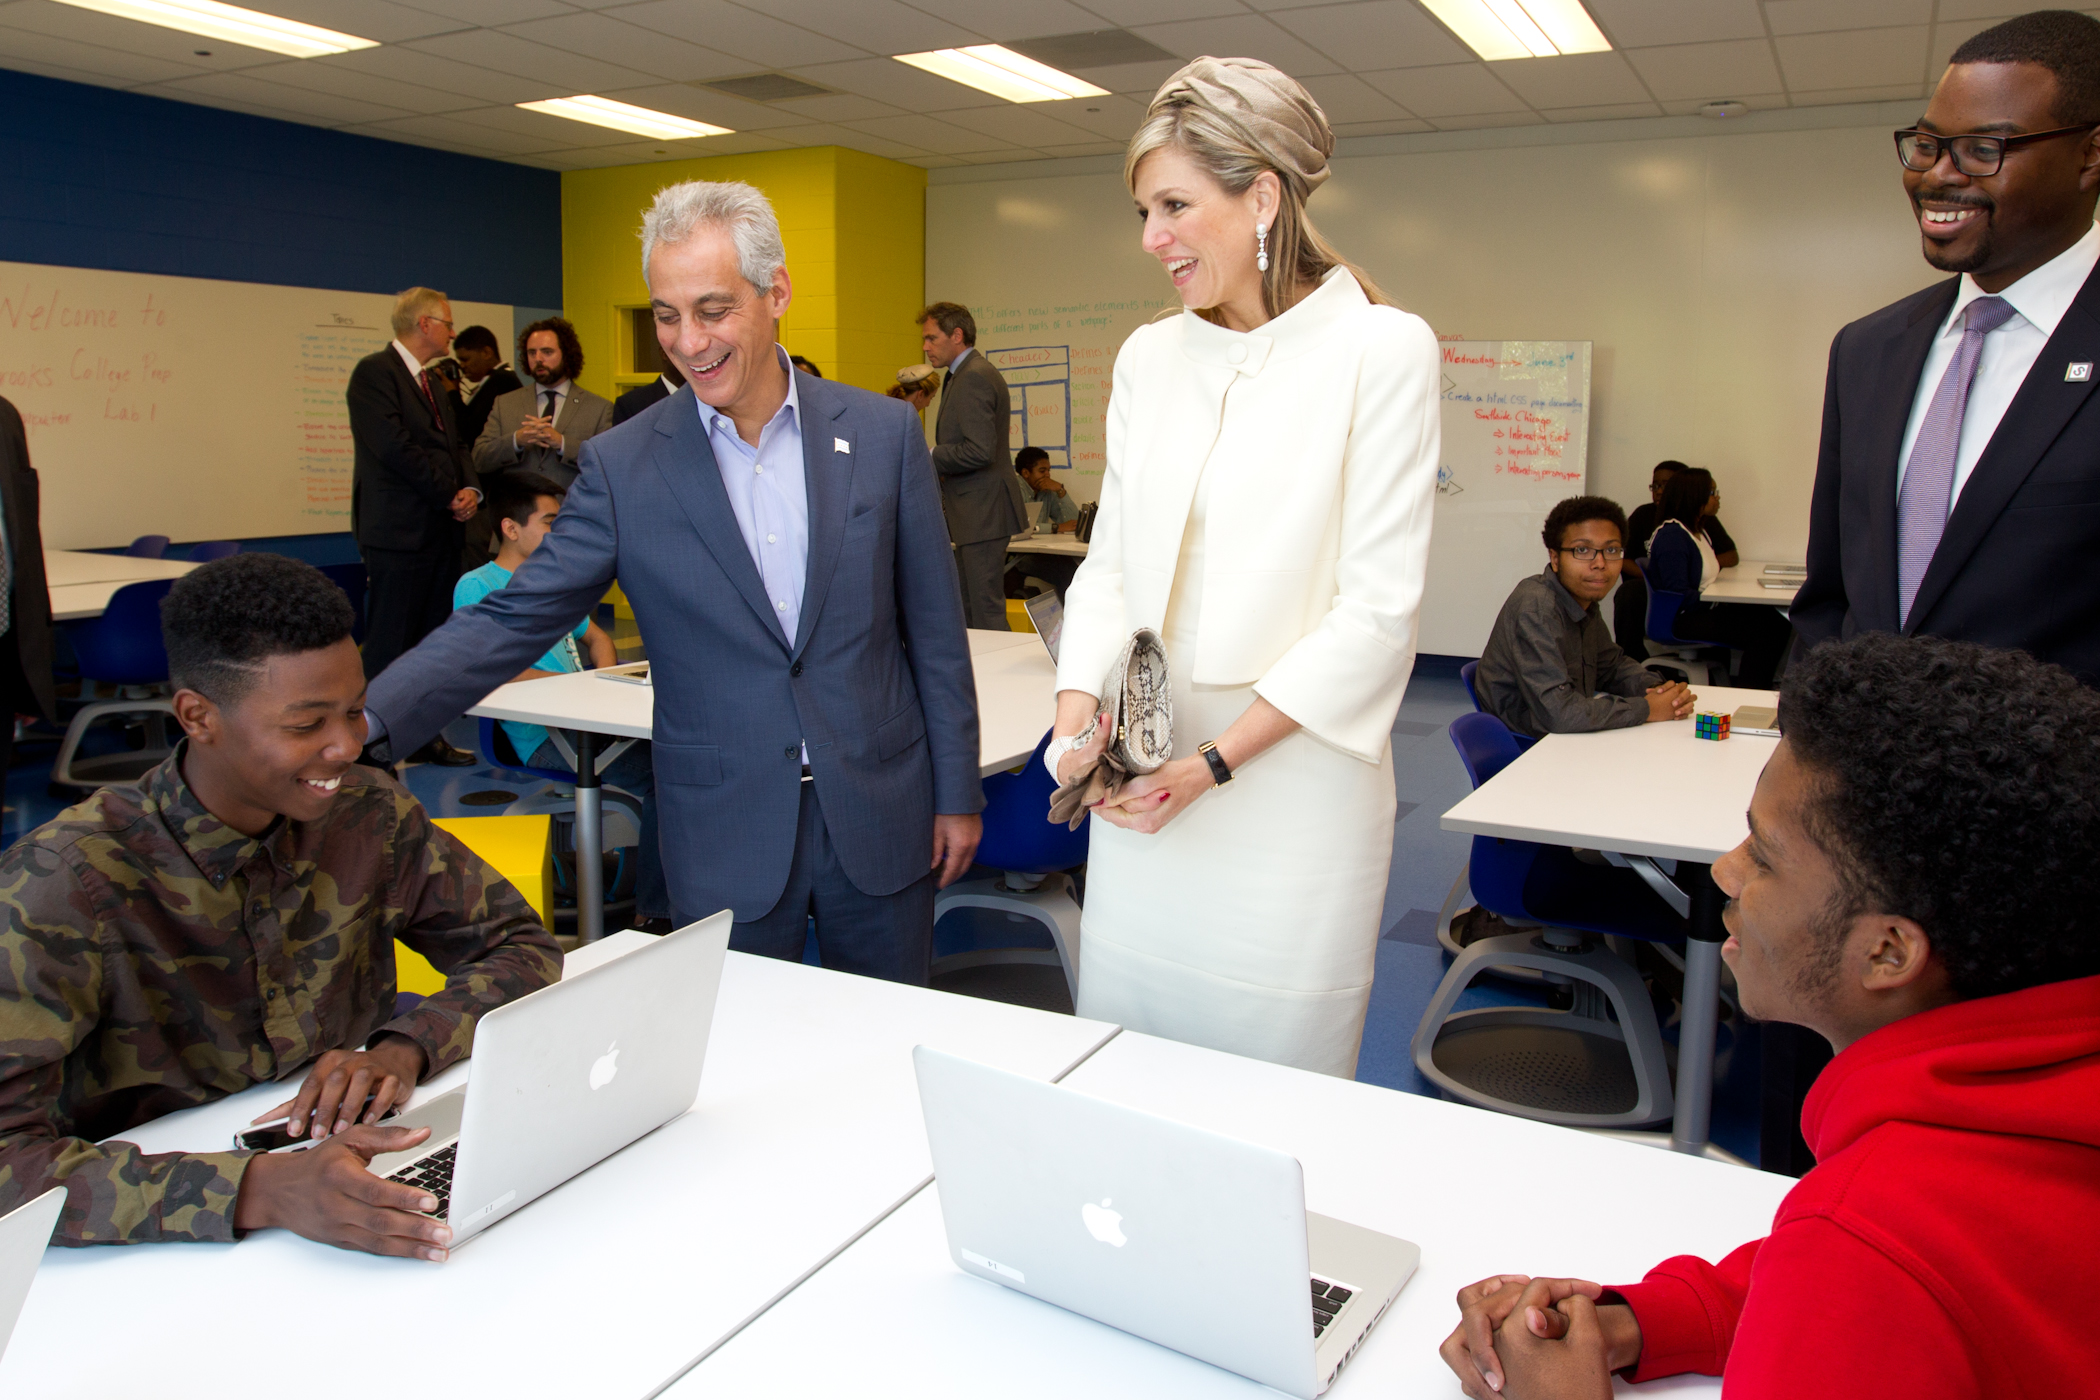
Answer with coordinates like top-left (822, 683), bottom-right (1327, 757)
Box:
top-left (1694, 711), bottom-right (1730, 741)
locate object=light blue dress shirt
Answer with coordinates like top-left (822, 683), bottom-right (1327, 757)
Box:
top-left (700, 346), bottom-right (809, 647)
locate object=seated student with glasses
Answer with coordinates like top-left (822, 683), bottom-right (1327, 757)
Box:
top-left (1439, 633), bottom-right (2100, 1400)
top-left (1473, 495), bottom-right (1695, 739)
top-left (0, 554), bottom-right (560, 1258)
top-left (1644, 467), bottom-right (1793, 690)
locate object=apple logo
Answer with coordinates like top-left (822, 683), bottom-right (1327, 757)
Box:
top-left (1080, 1198), bottom-right (1127, 1247)
top-left (588, 1042), bottom-right (620, 1090)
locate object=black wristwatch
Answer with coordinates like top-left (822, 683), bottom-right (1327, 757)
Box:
top-left (1197, 740), bottom-right (1233, 788)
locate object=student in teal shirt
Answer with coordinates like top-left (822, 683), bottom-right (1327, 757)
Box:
top-left (453, 472), bottom-right (667, 925)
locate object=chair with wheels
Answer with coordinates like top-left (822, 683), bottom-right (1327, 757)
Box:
top-left (932, 729), bottom-right (1087, 1006)
top-left (1412, 711), bottom-right (1689, 1129)
top-left (187, 541), bottom-right (240, 562)
top-left (124, 535), bottom-right (170, 559)
top-left (52, 580), bottom-right (178, 791)
top-left (1644, 584), bottom-right (1732, 687)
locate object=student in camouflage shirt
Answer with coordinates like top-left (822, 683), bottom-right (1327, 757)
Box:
top-left (0, 554), bottom-right (559, 1261)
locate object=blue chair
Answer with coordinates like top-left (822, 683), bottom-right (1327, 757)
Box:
top-left (1644, 583), bottom-right (1731, 686)
top-left (932, 729), bottom-right (1088, 1005)
top-left (187, 541), bottom-right (240, 562)
top-left (53, 579), bottom-right (178, 790)
top-left (1412, 711), bottom-right (1688, 1128)
top-left (124, 535), bottom-right (170, 559)
top-left (1458, 659), bottom-right (1481, 711)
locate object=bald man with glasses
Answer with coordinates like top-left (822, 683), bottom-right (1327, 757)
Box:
top-left (1794, 10), bottom-right (2100, 692)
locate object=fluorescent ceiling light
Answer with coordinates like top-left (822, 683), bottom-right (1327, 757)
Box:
top-left (894, 45), bottom-right (1109, 103)
top-left (516, 96), bottom-right (733, 140)
top-left (52, 0), bottom-right (375, 57)
top-left (1421, 0), bottom-right (1611, 60)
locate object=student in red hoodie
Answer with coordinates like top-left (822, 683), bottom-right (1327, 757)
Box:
top-left (1439, 630), bottom-right (2100, 1400)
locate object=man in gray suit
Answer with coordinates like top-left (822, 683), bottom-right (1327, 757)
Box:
top-left (366, 181), bottom-right (983, 983)
top-left (474, 317), bottom-right (614, 491)
top-left (921, 301), bottom-right (1028, 630)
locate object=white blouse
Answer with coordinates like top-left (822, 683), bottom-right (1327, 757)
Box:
top-left (1058, 269), bottom-right (1442, 762)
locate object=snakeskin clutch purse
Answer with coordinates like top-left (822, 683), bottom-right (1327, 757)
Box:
top-left (1048, 628), bottom-right (1174, 829)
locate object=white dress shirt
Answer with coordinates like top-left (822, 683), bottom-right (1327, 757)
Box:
top-left (1898, 220), bottom-right (2100, 507)
top-left (390, 338), bottom-right (429, 384)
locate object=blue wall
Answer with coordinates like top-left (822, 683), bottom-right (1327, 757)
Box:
top-left (0, 68), bottom-right (560, 307)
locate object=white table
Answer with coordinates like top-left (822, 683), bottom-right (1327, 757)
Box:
top-left (1700, 559), bottom-right (1800, 607)
top-left (467, 630), bottom-right (1058, 941)
top-left (0, 934), bottom-right (1118, 1399)
top-left (1009, 533), bottom-right (1088, 557)
top-left (42, 548), bottom-right (197, 621)
top-left (1441, 687), bottom-right (1780, 1157)
top-left (676, 1029), bottom-right (1795, 1397)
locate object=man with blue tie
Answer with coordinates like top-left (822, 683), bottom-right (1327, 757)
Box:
top-left (1794, 11), bottom-right (2100, 689)
top-left (363, 180), bottom-right (983, 982)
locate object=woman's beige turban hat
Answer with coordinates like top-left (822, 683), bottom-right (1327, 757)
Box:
top-left (1145, 56), bottom-right (1335, 196)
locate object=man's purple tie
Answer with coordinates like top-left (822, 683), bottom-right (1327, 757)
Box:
top-left (1898, 294), bottom-right (2016, 626)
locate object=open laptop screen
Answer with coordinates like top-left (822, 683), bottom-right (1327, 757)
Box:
top-left (1024, 591), bottom-right (1062, 666)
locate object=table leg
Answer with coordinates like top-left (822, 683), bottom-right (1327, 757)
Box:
top-left (572, 729), bottom-right (603, 944)
top-left (1672, 862), bottom-right (1725, 1155)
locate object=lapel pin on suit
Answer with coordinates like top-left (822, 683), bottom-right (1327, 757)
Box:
top-left (2067, 362), bottom-right (2093, 382)
top-left (834, 437), bottom-right (851, 454)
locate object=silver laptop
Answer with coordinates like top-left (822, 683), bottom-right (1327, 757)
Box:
top-left (1022, 590), bottom-right (1063, 665)
top-left (0, 1188), bottom-right (63, 1366)
top-left (366, 913), bottom-right (731, 1246)
top-left (914, 1048), bottom-right (1419, 1398)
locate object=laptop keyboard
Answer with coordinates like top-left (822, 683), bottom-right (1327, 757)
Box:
top-left (385, 1142), bottom-right (456, 1220)
top-left (1311, 1277), bottom-right (1355, 1338)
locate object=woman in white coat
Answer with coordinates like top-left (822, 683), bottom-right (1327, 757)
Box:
top-left (1049, 57), bottom-right (1440, 1077)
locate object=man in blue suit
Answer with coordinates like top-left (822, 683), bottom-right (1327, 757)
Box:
top-left (364, 180), bottom-right (983, 983)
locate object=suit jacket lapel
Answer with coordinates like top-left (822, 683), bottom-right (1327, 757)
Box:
top-left (794, 376), bottom-right (853, 662)
top-left (650, 400), bottom-right (792, 651)
top-left (1863, 279), bottom-right (1957, 628)
top-left (1910, 264), bottom-right (2100, 629)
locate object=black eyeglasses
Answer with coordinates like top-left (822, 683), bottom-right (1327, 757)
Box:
top-left (1555, 544), bottom-right (1624, 562)
top-left (1895, 124), bottom-right (2098, 177)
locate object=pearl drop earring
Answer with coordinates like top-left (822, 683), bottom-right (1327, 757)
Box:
top-left (1255, 222), bottom-right (1270, 273)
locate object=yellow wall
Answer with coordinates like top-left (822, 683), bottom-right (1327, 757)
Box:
top-left (561, 147), bottom-right (926, 398)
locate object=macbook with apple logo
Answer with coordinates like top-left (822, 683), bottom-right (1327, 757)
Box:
top-left (363, 912), bottom-right (732, 1248)
top-left (913, 1047), bottom-right (1419, 1398)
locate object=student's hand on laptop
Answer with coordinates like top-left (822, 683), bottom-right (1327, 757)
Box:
top-left (1492, 1293), bottom-right (1616, 1400)
top-left (1441, 1274), bottom-right (1616, 1397)
top-left (234, 1123), bottom-right (453, 1263)
top-left (1644, 681), bottom-right (1696, 722)
top-left (258, 1035), bottom-right (428, 1142)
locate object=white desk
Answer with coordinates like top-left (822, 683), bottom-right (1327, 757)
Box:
top-left (0, 935), bottom-right (1119, 1399)
top-left (1441, 687), bottom-right (1779, 1157)
top-left (467, 630), bottom-right (1057, 940)
top-left (1700, 560), bottom-right (1800, 607)
top-left (676, 1030), bottom-right (1794, 1397)
top-left (1009, 534), bottom-right (1088, 557)
top-left (42, 549), bottom-right (197, 621)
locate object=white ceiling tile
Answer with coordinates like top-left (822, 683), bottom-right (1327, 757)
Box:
top-left (1425, 109), bottom-right (1542, 128)
top-left (404, 29), bottom-right (659, 90)
top-left (892, 0), bottom-right (1108, 43)
top-left (845, 111), bottom-right (1030, 153)
top-left (141, 69), bottom-right (417, 123)
top-left (456, 98), bottom-right (656, 142)
top-left (318, 43), bottom-right (554, 103)
top-left (1583, 0), bottom-right (1763, 48)
top-left (1935, 0), bottom-right (2027, 17)
top-left (1539, 100), bottom-right (1664, 121)
top-left (1488, 51), bottom-right (1652, 108)
top-left (596, 80), bottom-right (818, 130)
top-left (0, 1), bottom-right (285, 70)
top-left (0, 23), bottom-right (212, 83)
top-left (1065, 57), bottom-right (1183, 94)
top-left (734, 0), bottom-right (968, 54)
top-left (766, 92), bottom-right (906, 122)
top-left (609, 0), bottom-right (866, 68)
top-left (952, 147), bottom-right (1045, 163)
top-left (1131, 14), bottom-right (1348, 76)
top-left (1765, 0), bottom-right (1931, 37)
top-left (357, 109), bottom-right (595, 153)
top-left (1624, 38), bottom-right (1781, 102)
top-left (784, 56), bottom-right (1004, 109)
top-left (1030, 92), bottom-right (1150, 139)
top-left (493, 13), bottom-right (751, 82)
top-left (1359, 62), bottom-right (1526, 116)
top-left (1328, 116), bottom-right (1431, 135)
top-left (1268, 2), bottom-right (1473, 72)
top-left (284, 53), bottom-right (494, 112)
top-left (1070, 0), bottom-right (1246, 22)
top-left (1787, 82), bottom-right (1933, 106)
top-left (130, 82), bottom-right (330, 127)
top-left (1298, 71), bottom-right (1407, 122)
top-left (936, 102), bottom-right (1102, 146)
top-left (665, 129), bottom-right (795, 153)
top-left (387, 0), bottom-right (572, 24)
top-left (1773, 26), bottom-right (1928, 91)
top-left (818, 129), bottom-right (935, 160)
top-left (1657, 91), bottom-right (1784, 115)
top-left (1036, 139), bottom-right (1130, 155)
top-left (1928, 16), bottom-right (2010, 71)
top-left (898, 153), bottom-right (963, 166)
top-left (251, 0), bottom-right (466, 44)
top-left (0, 52), bottom-right (142, 88)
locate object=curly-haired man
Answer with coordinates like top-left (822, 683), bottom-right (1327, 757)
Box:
top-left (1441, 632), bottom-right (2100, 1400)
top-left (472, 316), bottom-right (613, 492)
top-left (0, 554), bottom-right (559, 1259)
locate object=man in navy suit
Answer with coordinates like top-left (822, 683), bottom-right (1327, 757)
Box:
top-left (364, 181), bottom-right (982, 983)
top-left (1794, 12), bottom-right (2100, 689)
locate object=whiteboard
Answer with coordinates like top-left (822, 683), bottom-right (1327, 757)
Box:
top-left (1418, 340), bottom-right (1592, 657)
top-left (0, 260), bottom-right (511, 549)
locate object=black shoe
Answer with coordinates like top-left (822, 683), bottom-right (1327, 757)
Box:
top-left (631, 917), bottom-right (676, 936)
top-left (407, 739), bottom-right (477, 767)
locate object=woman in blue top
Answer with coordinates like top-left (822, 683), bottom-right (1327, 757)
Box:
top-left (1644, 467), bottom-right (1792, 689)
